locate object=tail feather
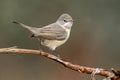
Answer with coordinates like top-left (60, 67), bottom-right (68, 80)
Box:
top-left (13, 21), bottom-right (37, 34)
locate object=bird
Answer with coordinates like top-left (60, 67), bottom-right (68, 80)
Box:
top-left (13, 13), bottom-right (73, 51)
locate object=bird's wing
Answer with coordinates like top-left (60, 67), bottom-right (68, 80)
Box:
top-left (37, 23), bottom-right (67, 40)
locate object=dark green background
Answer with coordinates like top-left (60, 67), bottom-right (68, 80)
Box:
top-left (0, 0), bottom-right (120, 80)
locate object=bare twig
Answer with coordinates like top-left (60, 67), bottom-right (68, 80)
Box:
top-left (0, 47), bottom-right (119, 80)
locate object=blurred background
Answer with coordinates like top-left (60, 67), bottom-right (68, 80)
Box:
top-left (0, 0), bottom-right (120, 80)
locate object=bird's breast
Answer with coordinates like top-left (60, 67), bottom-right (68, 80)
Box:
top-left (41, 38), bottom-right (68, 51)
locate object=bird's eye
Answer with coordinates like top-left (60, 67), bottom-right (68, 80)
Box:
top-left (63, 19), bottom-right (67, 22)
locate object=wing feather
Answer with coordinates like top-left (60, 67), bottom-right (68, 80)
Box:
top-left (37, 23), bottom-right (67, 40)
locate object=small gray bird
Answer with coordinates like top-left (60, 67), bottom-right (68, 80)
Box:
top-left (13, 13), bottom-right (73, 51)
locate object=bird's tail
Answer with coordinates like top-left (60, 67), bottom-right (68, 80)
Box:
top-left (13, 21), bottom-right (37, 34)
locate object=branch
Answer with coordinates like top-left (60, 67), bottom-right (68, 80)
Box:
top-left (0, 47), bottom-right (119, 80)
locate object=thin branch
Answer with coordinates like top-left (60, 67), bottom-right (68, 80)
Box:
top-left (0, 47), bottom-right (119, 80)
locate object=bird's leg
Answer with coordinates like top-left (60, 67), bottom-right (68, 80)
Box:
top-left (52, 50), bottom-right (61, 59)
top-left (91, 68), bottom-right (100, 80)
top-left (35, 37), bottom-right (43, 54)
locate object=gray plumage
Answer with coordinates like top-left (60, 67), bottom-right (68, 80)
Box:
top-left (13, 22), bottom-right (67, 40)
top-left (35, 23), bottom-right (67, 40)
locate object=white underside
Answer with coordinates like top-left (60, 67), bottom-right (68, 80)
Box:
top-left (41, 22), bottom-right (72, 50)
